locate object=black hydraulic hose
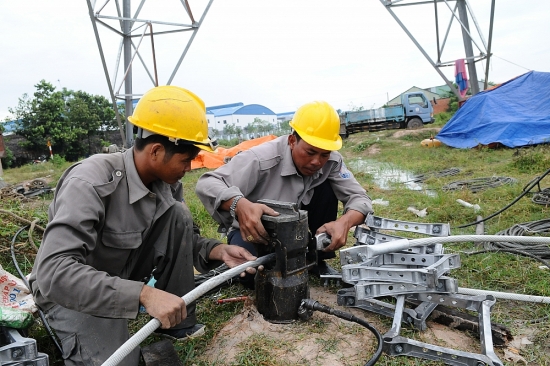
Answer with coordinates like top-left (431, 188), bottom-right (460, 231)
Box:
top-left (299, 299), bottom-right (383, 366)
top-left (455, 166), bottom-right (550, 229)
top-left (11, 225), bottom-right (63, 355)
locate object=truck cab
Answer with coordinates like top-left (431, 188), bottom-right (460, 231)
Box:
top-left (401, 92), bottom-right (434, 129)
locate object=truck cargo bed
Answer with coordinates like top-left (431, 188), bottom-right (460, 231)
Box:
top-left (343, 105), bottom-right (404, 134)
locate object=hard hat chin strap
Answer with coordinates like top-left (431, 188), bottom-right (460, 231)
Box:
top-left (136, 127), bottom-right (144, 139)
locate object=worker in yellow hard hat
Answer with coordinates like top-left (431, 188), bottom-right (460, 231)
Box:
top-left (29, 85), bottom-right (259, 365)
top-left (196, 100), bottom-right (373, 287)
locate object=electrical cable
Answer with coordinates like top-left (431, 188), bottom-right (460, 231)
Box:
top-left (298, 299), bottom-right (383, 366)
top-left (454, 167), bottom-right (550, 229)
top-left (194, 263), bottom-right (236, 296)
top-left (10, 225), bottom-right (63, 355)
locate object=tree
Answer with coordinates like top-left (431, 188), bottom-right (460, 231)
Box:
top-left (65, 90), bottom-right (115, 158)
top-left (9, 80), bottom-right (116, 161)
top-left (222, 123), bottom-right (238, 140)
top-left (277, 120), bottom-right (292, 135)
top-left (11, 80), bottom-right (66, 158)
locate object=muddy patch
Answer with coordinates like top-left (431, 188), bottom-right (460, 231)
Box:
top-left (199, 286), bottom-right (483, 365)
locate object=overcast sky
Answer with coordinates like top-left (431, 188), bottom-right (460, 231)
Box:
top-left (1, 0), bottom-right (549, 121)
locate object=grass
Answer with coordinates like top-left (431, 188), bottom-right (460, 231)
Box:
top-left (1, 130), bottom-right (550, 365)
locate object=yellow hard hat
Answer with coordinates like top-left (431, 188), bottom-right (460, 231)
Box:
top-left (128, 85), bottom-right (216, 152)
top-left (289, 101), bottom-right (342, 151)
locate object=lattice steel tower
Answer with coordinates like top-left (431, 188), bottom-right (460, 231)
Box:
top-left (380, 0), bottom-right (495, 100)
top-left (86, 0), bottom-right (214, 148)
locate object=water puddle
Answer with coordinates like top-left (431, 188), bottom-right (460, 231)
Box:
top-left (348, 158), bottom-right (437, 196)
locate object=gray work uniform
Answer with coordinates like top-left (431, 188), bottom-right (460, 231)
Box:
top-left (195, 135), bottom-right (373, 233)
top-left (29, 148), bottom-right (222, 366)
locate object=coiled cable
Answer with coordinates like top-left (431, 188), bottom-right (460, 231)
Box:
top-left (532, 188), bottom-right (550, 205)
top-left (455, 167), bottom-right (550, 229)
top-left (443, 176), bottom-right (517, 193)
top-left (465, 219), bottom-right (550, 267)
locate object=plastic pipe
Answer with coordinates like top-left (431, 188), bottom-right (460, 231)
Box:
top-left (365, 235), bottom-right (550, 258)
top-left (101, 253), bottom-right (275, 366)
top-left (458, 287), bottom-right (550, 304)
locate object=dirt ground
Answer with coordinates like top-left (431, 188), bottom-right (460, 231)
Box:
top-left (391, 127), bottom-right (441, 139)
top-left (200, 285), bottom-right (486, 365)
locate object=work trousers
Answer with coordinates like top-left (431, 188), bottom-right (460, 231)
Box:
top-left (228, 178), bottom-right (339, 260)
top-left (45, 204), bottom-right (197, 366)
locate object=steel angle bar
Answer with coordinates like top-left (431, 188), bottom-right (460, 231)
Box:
top-left (367, 215), bottom-right (451, 236)
top-left (342, 254), bottom-right (461, 287)
top-left (384, 335), bottom-right (502, 366)
top-left (337, 288), bottom-right (436, 331)
top-left (383, 294), bottom-right (503, 366)
top-left (354, 226), bottom-right (405, 244)
top-left (479, 296), bottom-right (502, 364)
top-left (379, 252), bottom-right (459, 268)
top-left (406, 292), bottom-right (493, 312)
top-left (355, 276), bottom-right (458, 300)
top-left (341, 245), bottom-right (450, 267)
top-left (5, 354), bottom-right (49, 366)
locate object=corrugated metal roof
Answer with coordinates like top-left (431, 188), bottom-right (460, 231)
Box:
top-left (208, 104), bottom-right (276, 117)
top-left (206, 102), bottom-right (243, 112)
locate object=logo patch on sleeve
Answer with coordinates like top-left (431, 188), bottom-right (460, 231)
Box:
top-left (339, 163), bottom-right (352, 179)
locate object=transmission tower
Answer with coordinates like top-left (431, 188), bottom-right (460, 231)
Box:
top-left (86, 0), bottom-right (214, 148)
top-left (380, 0), bottom-right (495, 101)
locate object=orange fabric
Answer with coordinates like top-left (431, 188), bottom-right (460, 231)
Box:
top-left (191, 135), bottom-right (278, 170)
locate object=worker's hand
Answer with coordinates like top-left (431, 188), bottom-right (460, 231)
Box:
top-left (316, 220), bottom-right (349, 251)
top-left (139, 286), bottom-right (187, 329)
top-left (209, 244), bottom-right (264, 277)
top-left (235, 198), bottom-right (279, 245)
top-left (316, 210), bottom-right (366, 251)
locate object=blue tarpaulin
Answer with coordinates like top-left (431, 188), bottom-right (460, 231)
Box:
top-left (436, 71), bottom-right (550, 148)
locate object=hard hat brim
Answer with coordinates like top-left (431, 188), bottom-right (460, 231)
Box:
top-left (293, 126), bottom-right (342, 151)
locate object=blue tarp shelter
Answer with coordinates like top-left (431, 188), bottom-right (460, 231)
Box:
top-left (436, 71), bottom-right (550, 148)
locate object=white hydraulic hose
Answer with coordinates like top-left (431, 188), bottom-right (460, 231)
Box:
top-left (365, 235), bottom-right (550, 258)
top-left (458, 287), bottom-right (550, 304)
top-left (101, 253), bottom-right (275, 366)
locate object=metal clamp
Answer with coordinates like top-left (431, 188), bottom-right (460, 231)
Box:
top-left (0, 327), bottom-right (49, 365)
top-left (315, 233), bottom-right (332, 251)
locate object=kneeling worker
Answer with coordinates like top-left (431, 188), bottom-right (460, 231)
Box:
top-left (29, 86), bottom-right (259, 366)
top-left (196, 100), bottom-right (373, 286)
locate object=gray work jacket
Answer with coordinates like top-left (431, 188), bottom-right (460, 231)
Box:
top-left (29, 148), bottom-right (221, 319)
top-left (195, 135), bottom-right (373, 232)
